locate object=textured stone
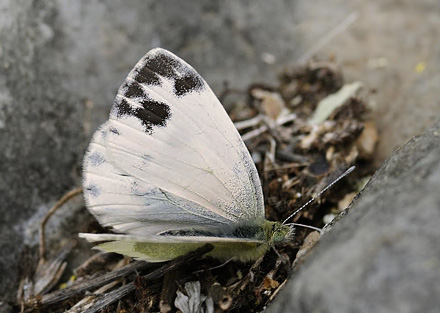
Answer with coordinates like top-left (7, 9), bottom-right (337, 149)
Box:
top-left (269, 119), bottom-right (440, 313)
top-left (0, 2), bottom-right (85, 311)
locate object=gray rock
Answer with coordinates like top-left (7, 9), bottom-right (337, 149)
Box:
top-left (269, 119), bottom-right (440, 313)
top-left (0, 2), bottom-right (85, 311)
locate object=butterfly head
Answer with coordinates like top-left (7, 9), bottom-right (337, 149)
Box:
top-left (265, 221), bottom-right (294, 244)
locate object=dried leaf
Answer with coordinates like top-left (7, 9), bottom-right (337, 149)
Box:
top-left (309, 82), bottom-right (363, 125)
top-left (175, 281), bottom-right (214, 313)
top-left (262, 276), bottom-right (280, 290)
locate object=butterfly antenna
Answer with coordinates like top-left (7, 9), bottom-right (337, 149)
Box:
top-left (282, 166), bottom-right (355, 225)
top-left (284, 222), bottom-right (324, 234)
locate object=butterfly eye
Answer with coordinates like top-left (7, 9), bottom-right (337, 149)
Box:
top-left (270, 223), bottom-right (292, 243)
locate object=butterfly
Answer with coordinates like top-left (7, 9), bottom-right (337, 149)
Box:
top-left (79, 48), bottom-right (294, 262)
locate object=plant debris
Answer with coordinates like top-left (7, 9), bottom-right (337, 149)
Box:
top-left (17, 61), bottom-right (378, 313)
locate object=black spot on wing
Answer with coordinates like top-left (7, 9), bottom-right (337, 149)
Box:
top-left (114, 79), bottom-right (171, 134)
top-left (113, 97), bottom-right (171, 135)
top-left (124, 82), bottom-right (146, 98)
top-left (144, 53), bottom-right (179, 79)
top-left (114, 96), bottom-right (132, 117)
top-left (134, 65), bottom-right (161, 86)
top-left (174, 72), bottom-right (204, 96)
top-left (143, 49), bottom-right (205, 96)
top-left (136, 98), bottom-right (171, 127)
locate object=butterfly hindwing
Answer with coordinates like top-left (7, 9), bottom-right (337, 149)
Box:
top-left (83, 122), bottom-right (232, 236)
top-left (79, 233), bottom-right (267, 262)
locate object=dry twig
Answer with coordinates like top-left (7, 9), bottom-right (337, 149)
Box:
top-left (39, 187), bottom-right (83, 261)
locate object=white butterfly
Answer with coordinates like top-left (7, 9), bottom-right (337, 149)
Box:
top-left (80, 48), bottom-right (293, 262)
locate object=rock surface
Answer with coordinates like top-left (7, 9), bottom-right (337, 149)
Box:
top-left (269, 119), bottom-right (440, 313)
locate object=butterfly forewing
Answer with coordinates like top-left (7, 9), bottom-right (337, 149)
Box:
top-left (104, 48), bottom-right (264, 223)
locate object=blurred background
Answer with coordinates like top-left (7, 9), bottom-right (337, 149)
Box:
top-left (0, 0), bottom-right (439, 310)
